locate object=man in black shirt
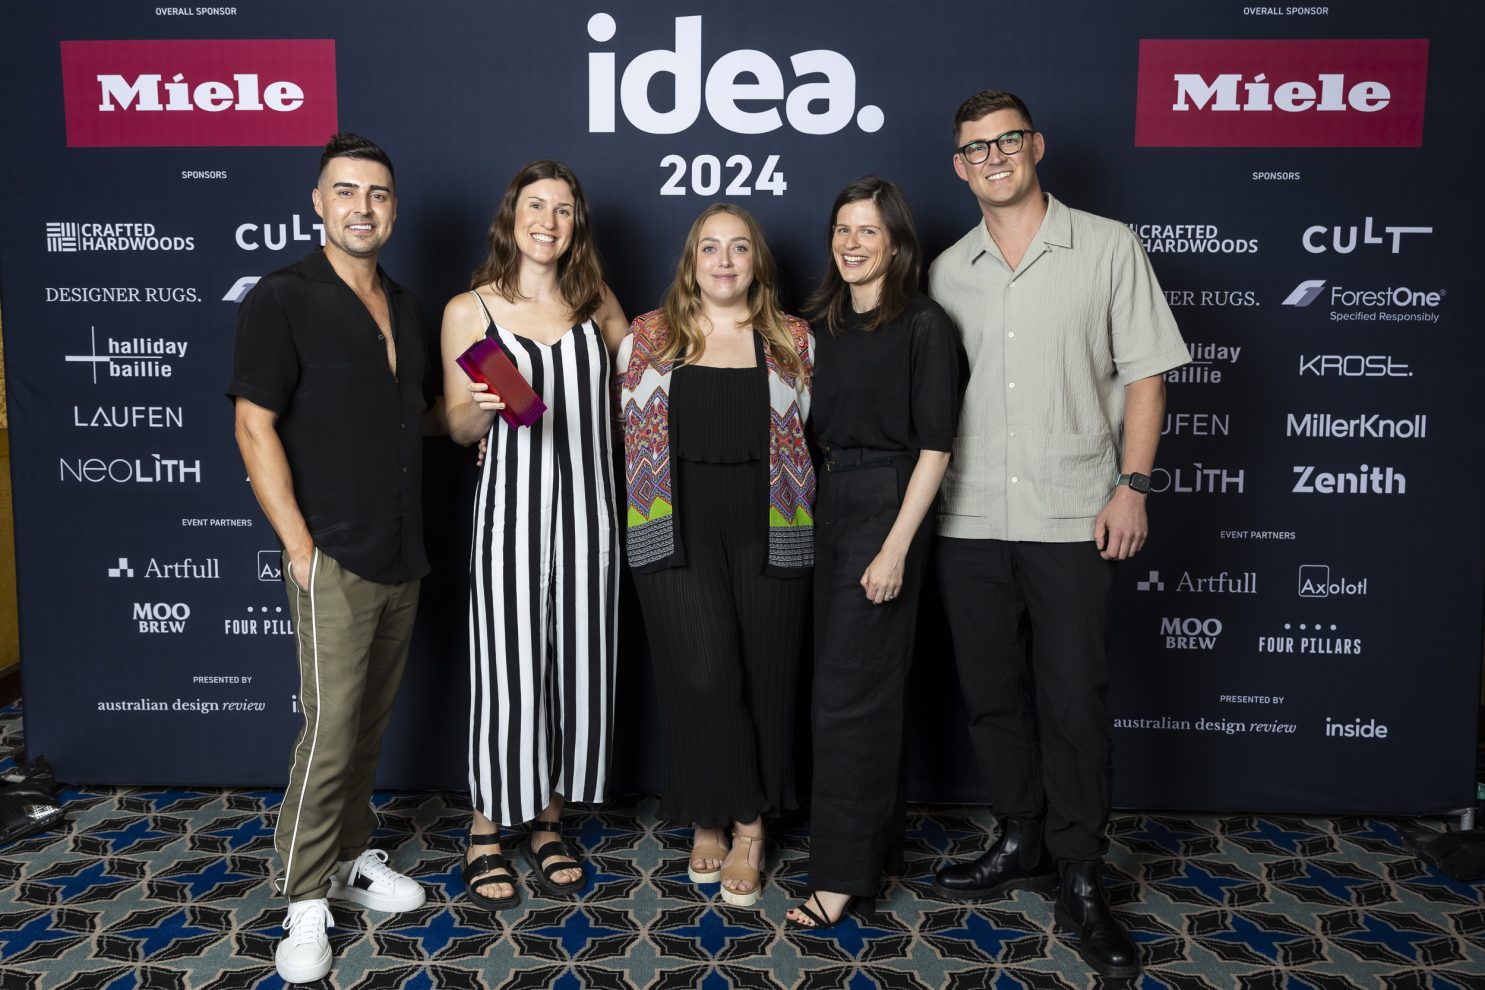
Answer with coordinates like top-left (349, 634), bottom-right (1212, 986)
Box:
top-left (228, 133), bottom-right (429, 985)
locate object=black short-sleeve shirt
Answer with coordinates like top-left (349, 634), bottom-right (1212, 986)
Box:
top-left (809, 293), bottom-right (964, 454)
top-left (227, 249), bottom-right (430, 584)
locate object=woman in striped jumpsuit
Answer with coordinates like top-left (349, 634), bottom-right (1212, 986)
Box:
top-left (441, 160), bottom-right (627, 908)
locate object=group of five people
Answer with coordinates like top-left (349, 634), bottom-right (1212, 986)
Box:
top-left (228, 88), bottom-right (1190, 984)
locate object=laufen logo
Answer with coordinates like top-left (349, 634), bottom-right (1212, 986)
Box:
top-left (1135, 39), bottom-right (1428, 147)
top-left (61, 39), bottom-right (338, 147)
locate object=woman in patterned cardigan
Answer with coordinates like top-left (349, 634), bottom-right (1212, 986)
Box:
top-left (617, 203), bottom-right (814, 908)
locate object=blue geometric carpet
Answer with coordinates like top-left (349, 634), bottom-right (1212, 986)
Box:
top-left (2, 701), bottom-right (1482, 989)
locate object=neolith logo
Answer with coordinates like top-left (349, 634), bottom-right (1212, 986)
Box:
top-left (1134, 39), bottom-right (1428, 147)
top-left (586, 13), bottom-right (881, 135)
top-left (61, 39), bottom-right (338, 147)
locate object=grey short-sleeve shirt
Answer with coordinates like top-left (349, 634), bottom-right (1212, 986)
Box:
top-left (928, 193), bottom-right (1190, 542)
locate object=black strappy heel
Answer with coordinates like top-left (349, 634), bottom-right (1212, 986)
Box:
top-left (786, 892), bottom-right (861, 933)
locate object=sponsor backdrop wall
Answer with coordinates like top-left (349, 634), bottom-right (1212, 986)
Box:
top-left (1, 1), bottom-right (1481, 814)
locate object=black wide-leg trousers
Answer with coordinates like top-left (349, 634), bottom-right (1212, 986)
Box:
top-left (808, 453), bottom-right (932, 896)
top-left (935, 537), bottom-right (1116, 863)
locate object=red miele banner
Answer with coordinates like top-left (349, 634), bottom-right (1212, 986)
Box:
top-left (1134, 39), bottom-right (1428, 147)
top-left (61, 39), bottom-right (337, 147)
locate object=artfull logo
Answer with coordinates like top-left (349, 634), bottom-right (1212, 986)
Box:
top-left (1302, 219), bottom-right (1432, 254)
top-left (586, 13), bottom-right (881, 135)
top-left (60, 39), bottom-right (337, 147)
top-left (1298, 564), bottom-right (1367, 598)
top-left (46, 222), bottom-right (193, 253)
top-left (1134, 39), bottom-right (1428, 147)
top-left (108, 556), bottom-right (219, 579)
top-left (1137, 570), bottom-right (1259, 594)
top-left (65, 326), bottom-right (187, 382)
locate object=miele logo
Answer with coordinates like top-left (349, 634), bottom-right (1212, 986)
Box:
top-left (586, 13), bottom-right (881, 135)
top-left (61, 39), bottom-right (338, 147)
top-left (1134, 39), bottom-right (1428, 147)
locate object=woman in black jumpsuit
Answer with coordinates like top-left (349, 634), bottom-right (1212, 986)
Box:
top-left (786, 177), bottom-right (962, 930)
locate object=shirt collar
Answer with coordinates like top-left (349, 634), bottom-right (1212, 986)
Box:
top-left (298, 247), bottom-right (399, 295)
top-left (968, 192), bottom-right (1072, 266)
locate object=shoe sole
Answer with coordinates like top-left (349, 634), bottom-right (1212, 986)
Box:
top-left (275, 946), bottom-right (332, 984)
top-left (931, 872), bottom-right (1058, 903)
top-left (327, 879), bottom-right (427, 913)
top-left (688, 866), bottom-right (722, 884)
top-left (719, 884), bottom-right (760, 907)
top-left (1054, 904), bottom-right (1142, 979)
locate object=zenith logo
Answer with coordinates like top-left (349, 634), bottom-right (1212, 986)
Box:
top-left (1282, 280), bottom-right (1326, 307)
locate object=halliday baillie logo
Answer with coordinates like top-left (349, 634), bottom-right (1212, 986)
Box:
top-left (60, 39), bottom-right (337, 147)
top-left (1134, 38), bottom-right (1429, 147)
top-left (65, 326), bottom-right (187, 382)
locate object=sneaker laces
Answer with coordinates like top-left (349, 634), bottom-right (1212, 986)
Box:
top-left (350, 848), bottom-right (403, 886)
top-left (283, 899), bottom-right (333, 946)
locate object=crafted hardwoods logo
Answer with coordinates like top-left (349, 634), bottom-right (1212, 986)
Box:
top-left (61, 39), bottom-right (337, 147)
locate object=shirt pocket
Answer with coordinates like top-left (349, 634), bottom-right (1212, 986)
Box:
top-left (1042, 433), bottom-right (1117, 519)
top-left (938, 436), bottom-right (985, 517)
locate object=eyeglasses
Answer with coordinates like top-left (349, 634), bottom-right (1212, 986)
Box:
top-left (955, 129), bottom-right (1035, 164)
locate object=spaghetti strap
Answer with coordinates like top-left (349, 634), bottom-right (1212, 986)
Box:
top-left (470, 289), bottom-right (495, 327)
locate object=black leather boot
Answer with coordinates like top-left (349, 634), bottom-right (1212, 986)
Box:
top-left (1055, 860), bottom-right (1140, 978)
top-left (932, 817), bottom-right (1057, 901)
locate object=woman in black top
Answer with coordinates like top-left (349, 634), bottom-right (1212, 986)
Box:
top-left (786, 177), bottom-right (963, 930)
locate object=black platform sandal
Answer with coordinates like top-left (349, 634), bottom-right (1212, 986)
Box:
top-left (524, 819), bottom-right (585, 897)
top-left (462, 830), bottom-right (520, 910)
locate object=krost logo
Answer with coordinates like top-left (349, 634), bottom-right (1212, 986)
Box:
top-left (61, 39), bottom-right (337, 147)
top-left (1298, 355), bottom-right (1411, 378)
top-left (1134, 38), bottom-right (1428, 147)
top-left (587, 12), bottom-right (881, 135)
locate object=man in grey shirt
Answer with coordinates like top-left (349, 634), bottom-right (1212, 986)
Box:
top-left (928, 90), bottom-right (1189, 978)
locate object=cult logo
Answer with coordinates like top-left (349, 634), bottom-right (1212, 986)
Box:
top-left (586, 12), bottom-right (882, 135)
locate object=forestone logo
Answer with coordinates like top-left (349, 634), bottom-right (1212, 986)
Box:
top-left (586, 12), bottom-right (881, 135)
top-left (1282, 280), bottom-right (1327, 307)
top-left (223, 277), bottom-right (260, 303)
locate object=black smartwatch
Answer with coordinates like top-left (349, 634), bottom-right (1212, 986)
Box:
top-left (1116, 472), bottom-right (1151, 494)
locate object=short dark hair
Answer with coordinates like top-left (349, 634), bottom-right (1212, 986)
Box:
top-left (318, 132), bottom-right (395, 184)
top-left (807, 176), bottom-right (922, 335)
top-left (953, 90), bottom-right (1035, 140)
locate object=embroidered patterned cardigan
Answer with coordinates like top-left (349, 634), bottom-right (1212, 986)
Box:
top-left (616, 310), bottom-right (815, 576)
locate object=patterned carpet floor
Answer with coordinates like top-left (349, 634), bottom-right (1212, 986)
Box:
top-left (2, 702), bottom-right (1483, 990)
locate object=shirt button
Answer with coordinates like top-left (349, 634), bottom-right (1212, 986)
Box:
top-left (377, 333), bottom-right (385, 340)
top-left (1007, 331), bottom-right (1015, 338)
top-left (402, 467), bottom-right (408, 474)
top-left (1009, 430), bottom-right (1017, 437)
top-left (1009, 281), bottom-right (1016, 287)
top-left (1011, 476), bottom-right (1019, 483)
top-left (1008, 382), bottom-right (1016, 389)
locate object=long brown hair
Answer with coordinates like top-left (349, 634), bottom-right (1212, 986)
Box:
top-left (657, 203), bottom-right (801, 377)
top-left (807, 176), bottom-right (922, 335)
top-left (468, 160), bottom-right (604, 323)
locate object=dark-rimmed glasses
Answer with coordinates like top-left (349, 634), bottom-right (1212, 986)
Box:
top-left (955, 130), bottom-right (1035, 164)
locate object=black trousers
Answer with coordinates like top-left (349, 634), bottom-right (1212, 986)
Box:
top-left (808, 451), bottom-right (931, 896)
top-left (633, 459), bottom-right (810, 828)
top-left (935, 537), bottom-right (1115, 863)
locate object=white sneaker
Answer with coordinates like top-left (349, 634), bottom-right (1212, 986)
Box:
top-left (327, 848), bottom-right (427, 912)
top-left (275, 898), bottom-right (333, 984)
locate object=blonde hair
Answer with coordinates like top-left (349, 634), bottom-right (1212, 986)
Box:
top-left (657, 203), bottom-right (801, 377)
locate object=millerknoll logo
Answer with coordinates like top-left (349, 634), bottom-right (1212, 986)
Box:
top-left (1134, 39), bottom-right (1429, 147)
top-left (61, 39), bottom-right (337, 147)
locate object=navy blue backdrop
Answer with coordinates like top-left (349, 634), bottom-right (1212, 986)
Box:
top-left (1, 0), bottom-right (1481, 816)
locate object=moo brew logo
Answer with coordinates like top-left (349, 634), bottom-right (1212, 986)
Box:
top-left (586, 12), bottom-right (881, 135)
top-left (60, 39), bottom-right (337, 147)
top-left (1134, 38), bottom-right (1428, 147)
top-left (133, 601), bottom-right (190, 634)
top-left (1160, 617), bottom-right (1223, 651)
